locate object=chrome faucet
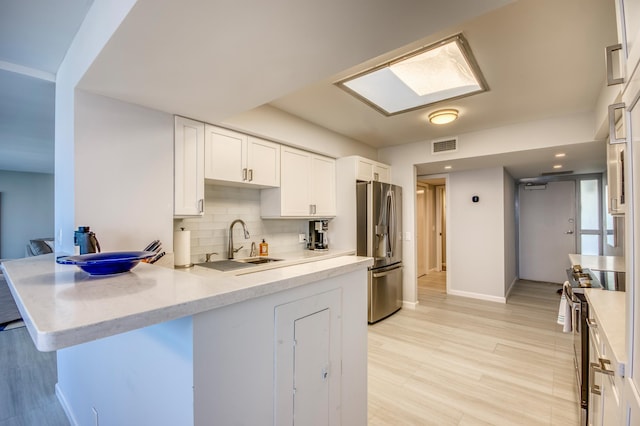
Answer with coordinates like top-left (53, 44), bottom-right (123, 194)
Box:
top-left (228, 219), bottom-right (250, 259)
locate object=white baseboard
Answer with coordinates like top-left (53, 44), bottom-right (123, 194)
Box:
top-left (402, 300), bottom-right (419, 309)
top-left (55, 383), bottom-right (78, 426)
top-left (504, 277), bottom-right (518, 299)
top-left (447, 289), bottom-right (506, 304)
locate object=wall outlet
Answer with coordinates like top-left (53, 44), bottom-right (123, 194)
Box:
top-left (298, 233), bottom-right (306, 243)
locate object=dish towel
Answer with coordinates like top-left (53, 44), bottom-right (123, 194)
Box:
top-left (557, 281), bottom-right (573, 333)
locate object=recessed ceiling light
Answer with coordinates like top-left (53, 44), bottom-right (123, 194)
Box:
top-left (335, 33), bottom-right (488, 116)
top-left (444, 165), bottom-right (452, 170)
top-left (553, 164), bottom-right (563, 169)
top-left (555, 153), bottom-right (566, 158)
top-left (429, 109), bottom-right (459, 125)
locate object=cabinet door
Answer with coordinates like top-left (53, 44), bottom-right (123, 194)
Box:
top-left (629, 86), bottom-right (640, 395)
top-left (374, 164), bottom-right (390, 183)
top-left (356, 158), bottom-right (373, 181)
top-left (623, 380), bottom-right (640, 426)
top-left (274, 289), bottom-right (341, 426)
top-left (174, 116), bottom-right (204, 216)
top-left (280, 146), bottom-right (312, 216)
top-left (247, 136), bottom-right (280, 187)
top-left (589, 338), bottom-right (604, 426)
top-left (293, 309), bottom-right (330, 426)
top-left (204, 125), bottom-right (246, 183)
top-left (311, 155), bottom-right (336, 217)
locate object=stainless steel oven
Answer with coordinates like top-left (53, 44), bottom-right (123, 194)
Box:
top-left (565, 283), bottom-right (588, 424)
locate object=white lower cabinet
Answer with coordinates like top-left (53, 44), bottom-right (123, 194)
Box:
top-left (623, 380), bottom-right (640, 425)
top-left (261, 146), bottom-right (336, 218)
top-left (588, 309), bottom-right (623, 426)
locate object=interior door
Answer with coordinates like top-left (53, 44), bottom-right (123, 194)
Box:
top-left (519, 180), bottom-right (576, 283)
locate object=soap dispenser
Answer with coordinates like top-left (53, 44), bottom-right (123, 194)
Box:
top-left (259, 239), bottom-right (269, 256)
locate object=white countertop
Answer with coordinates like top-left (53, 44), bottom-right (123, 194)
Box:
top-left (1, 250), bottom-right (370, 352)
top-left (568, 254), bottom-right (625, 272)
top-left (584, 288), bottom-right (626, 364)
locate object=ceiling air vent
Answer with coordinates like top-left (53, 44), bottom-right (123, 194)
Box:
top-left (431, 137), bottom-right (458, 155)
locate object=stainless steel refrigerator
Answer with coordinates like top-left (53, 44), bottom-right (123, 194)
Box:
top-left (356, 181), bottom-right (403, 323)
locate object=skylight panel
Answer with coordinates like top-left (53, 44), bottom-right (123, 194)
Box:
top-left (336, 34), bottom-right (488, 116)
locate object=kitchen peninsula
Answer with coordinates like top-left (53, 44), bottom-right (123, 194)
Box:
top-left (2, 253), bottom-right (371, 425)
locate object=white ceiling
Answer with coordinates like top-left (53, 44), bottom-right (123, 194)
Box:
top-left (0, 0), bottom-right (618, 179)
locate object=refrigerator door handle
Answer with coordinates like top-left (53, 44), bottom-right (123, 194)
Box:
top-left (372, 266), bottom-right (403, 279)
top-left (388, 190), bottom-right (396, 257)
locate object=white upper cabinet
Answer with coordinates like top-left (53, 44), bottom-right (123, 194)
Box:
top-left (247, 136), bottom-right (281, 187)
top-left (174, 116), bottom-right (204, 217)
top-left (355, 157), bottom-right (391, 183)
top-left (615, 0), bottom-right (640, 84)
top-left (261, 146), bottom-right (336, 218)
top-left (204, 125), bottom-right (280, 188)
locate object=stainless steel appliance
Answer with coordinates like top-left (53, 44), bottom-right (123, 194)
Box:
top-left (356, 181), bottom-right (403, 323)
top-left (308, 220), bottom-right (329, 250)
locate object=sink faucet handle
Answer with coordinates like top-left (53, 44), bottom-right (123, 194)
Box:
top-left (233, 245), bottom-right (244, 253)
top-left (205, 252), bottom-right (218, 262)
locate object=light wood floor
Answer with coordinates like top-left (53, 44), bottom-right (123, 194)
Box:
top-left (1, 271), bottom-right (578, 425)
top-left (368, 271), bottom-right (580, 425)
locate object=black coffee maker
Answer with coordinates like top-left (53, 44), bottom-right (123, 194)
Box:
top-left (74, 226), bottom-right (101, 254)
top-left (308, 220), bottom-right (329, 251)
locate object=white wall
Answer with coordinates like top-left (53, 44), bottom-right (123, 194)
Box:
top-left (55, 0), bottom-right (138, 253)
top-left (56, 317), bottom-right (193, 426)
top-left (221, 105), bottom-right (377, 159)
top-left (0, 171), bottom-right (54, 258)
top-left (177, 185), bottom-right (309, 264)
top-left (379, 112), bottom-right (597, 304)
top-left (74, 90), bottom-right (174, 253)
top-left (448, 168), bottom-right (506, 302)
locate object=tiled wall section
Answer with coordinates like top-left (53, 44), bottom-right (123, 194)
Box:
top-left (175, 185), bottom-right (309, 264)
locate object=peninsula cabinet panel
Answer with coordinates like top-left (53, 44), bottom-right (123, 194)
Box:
top-left (193, 269), bottom-right (367, 426)
top-left (274, 289), bottom-right (341, 425)
top-left (174, 116), bottom-right (204, 217)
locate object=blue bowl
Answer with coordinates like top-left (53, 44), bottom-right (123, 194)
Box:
top-left (56, 251), bottom-right (156, 275)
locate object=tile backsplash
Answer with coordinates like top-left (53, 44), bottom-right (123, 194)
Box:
top-left (175, 185), bottom-right (309, 264)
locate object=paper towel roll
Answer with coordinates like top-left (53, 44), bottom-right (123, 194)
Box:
top-left (174, 229), bottom-right (192, 267)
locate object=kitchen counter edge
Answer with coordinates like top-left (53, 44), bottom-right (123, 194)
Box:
top-left (1, 252), bottom-right (371, 352)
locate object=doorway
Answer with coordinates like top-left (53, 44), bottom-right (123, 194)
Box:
top-left (416, 177), bottom-right (446, 297)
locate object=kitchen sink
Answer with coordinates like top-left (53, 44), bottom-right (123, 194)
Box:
top-left (233, 257), bottom-right (283, 265)
top-left (195, 257), bottom-right (283, 272)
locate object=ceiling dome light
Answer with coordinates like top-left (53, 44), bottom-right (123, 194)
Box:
top-left (429, 109), bottom-right (459, 125)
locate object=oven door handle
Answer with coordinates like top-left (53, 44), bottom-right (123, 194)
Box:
top-left (571, 302), bottom-right (581, 333)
